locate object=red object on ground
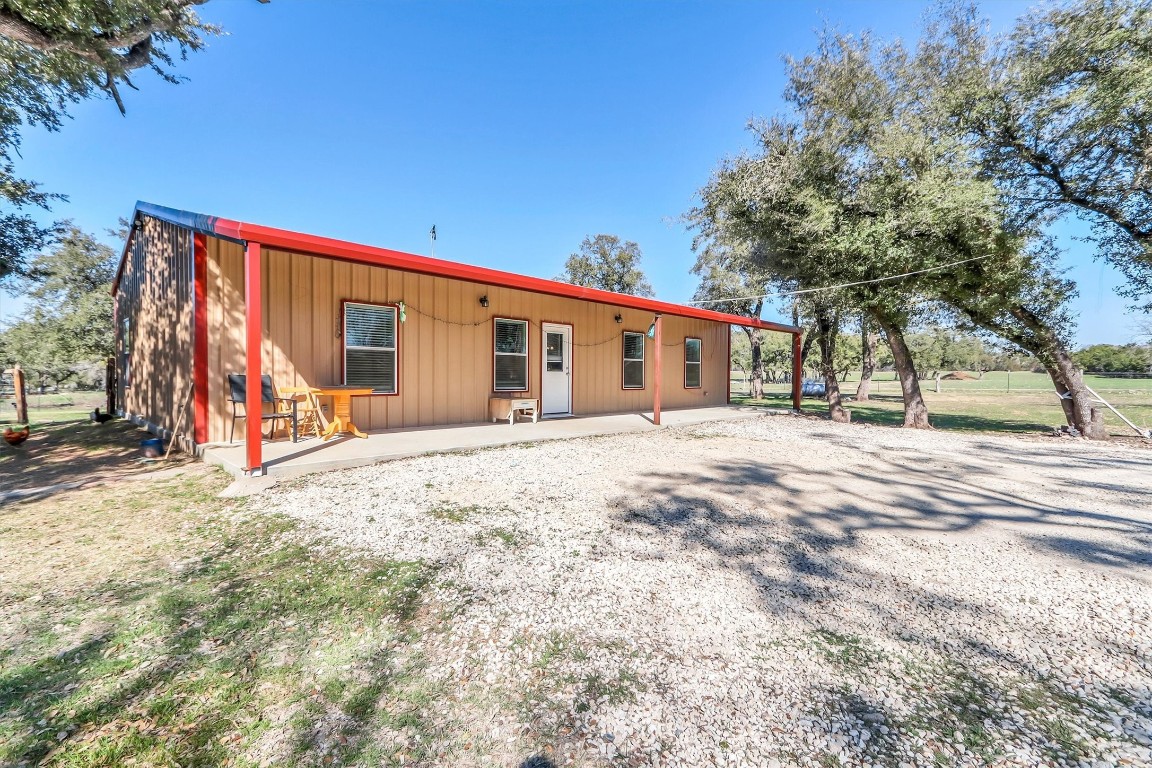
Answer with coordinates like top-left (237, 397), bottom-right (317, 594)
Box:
top-left (4, 426), bottom-right (30, 446)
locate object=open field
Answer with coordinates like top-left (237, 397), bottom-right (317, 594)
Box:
top-left (3, 391), bottom-right (105, 426)
top-left (732, 372), bottom-right (1152, 438)
top-left (3, 413), bottom-right (1150, 767)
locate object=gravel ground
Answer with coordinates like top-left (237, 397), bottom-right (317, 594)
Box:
top-left (258, 414), bottom-right (1152, 767)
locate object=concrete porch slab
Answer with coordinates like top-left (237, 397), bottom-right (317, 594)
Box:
top-left (202, 406), bottom-right (775, 480)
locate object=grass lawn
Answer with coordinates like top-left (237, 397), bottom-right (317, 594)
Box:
top-left (731, 371), bottom-right (1152, 438)
top-left (4, 391), bottom-right (106, 426)
top-left (1, 461), bottom-right (443, 767)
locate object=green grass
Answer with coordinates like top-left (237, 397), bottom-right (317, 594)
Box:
top-left (811, 629), bottom-right (887, 670)
top-left (473, 526), bottom-right (526, 548)
top-left (732, 383), bottom-right (1152, 437)
top-left (5, 390), bottom-right (106, 426)
top-left (732, 369), bottom-right (1152, 394)
top-left (0, 470), bottom-right (444, 768)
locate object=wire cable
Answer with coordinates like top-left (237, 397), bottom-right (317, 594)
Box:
top-left (686, 255), bottom-right (989, 306)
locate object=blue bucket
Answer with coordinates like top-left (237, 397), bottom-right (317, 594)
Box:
top-left (140, 437), bottom-right (164, 458)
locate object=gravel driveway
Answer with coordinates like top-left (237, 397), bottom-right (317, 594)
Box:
top-left (259, 415), bottom-right (1152, 768)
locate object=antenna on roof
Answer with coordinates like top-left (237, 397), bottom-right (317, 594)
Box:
top-left (429, 225), bottom-right (437, 259)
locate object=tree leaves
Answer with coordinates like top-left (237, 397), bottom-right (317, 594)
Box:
top-left (556, 234), bottom-right (655, 297)
top-left (0, 0), bottom-right (222, 281)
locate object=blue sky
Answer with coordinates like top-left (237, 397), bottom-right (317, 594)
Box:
top-left (0, 0), bottom-right (1142, 344)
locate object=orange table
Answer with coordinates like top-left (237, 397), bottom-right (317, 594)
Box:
top-left (314, 386), bottom-right (375, 440)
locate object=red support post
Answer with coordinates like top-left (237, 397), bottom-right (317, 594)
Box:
top-left (725, 327), bottom-right (731, 405)
top-left (244, 242), bottom-right (263, 475)
top-left (791, 331), bottom-right (803, 411)
top-left (193, 233), bottom-right (209, 446)
top-left (653, 313), bottom-right (663, 425)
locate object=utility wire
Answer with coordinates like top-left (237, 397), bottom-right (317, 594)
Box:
top-left (687, 255), bottom-right (989, 306)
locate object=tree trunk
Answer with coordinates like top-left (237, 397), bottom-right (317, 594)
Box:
top-left (814, 305), bottom-right (850, 423)
top-left (797, 322), bottom-right (817, 382)
top-left (1043, 350), bottom-right (1107, 439)
top-left (856, 316), bottom-right (876, 401)
top-left (1003, 307), bottom-right (1107, 440)
top-left (872, 311), bottom-right (931, 429)
top-left (743, 327), bottom-right (765, 400)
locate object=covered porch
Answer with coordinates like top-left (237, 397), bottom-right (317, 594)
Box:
top-left (202, 405), bottom-right (776, 480)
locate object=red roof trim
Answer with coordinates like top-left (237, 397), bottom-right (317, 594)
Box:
top-left (112, 201), bottom-right (802, 335)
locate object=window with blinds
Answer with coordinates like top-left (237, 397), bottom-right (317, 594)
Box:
top-left (684, 337), bottom-right (702, 388)
top-left (344, 302), bottom-right (398, 394)
top-left (494, 318), bottom-right (528, 391)
top-left (622, 331), bottom-right (645, 389)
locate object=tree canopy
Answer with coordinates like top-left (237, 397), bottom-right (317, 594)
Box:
top-left (0, 226), bottom-right (116, 386)
top-left (689, 4), bottom-right (1119, 436)
top-left (1073, 343), bottom-right (1151, 373)
top-left (0, 0), bottom-right (222, 283)
top-left (940, 0), bottom-right (1152, 305)
top-left (556, 234), bottom-right (655, 297)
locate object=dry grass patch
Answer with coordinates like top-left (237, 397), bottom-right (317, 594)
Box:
top-left (0, 419), bottom-right (195, 494)
top-left (0, 468), bottom-right (449, 768)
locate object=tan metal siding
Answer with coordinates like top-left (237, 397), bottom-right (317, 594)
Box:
top-left (114, 216), bottom-right (194, 442)
top-left (202, 245), bottom-right (733, 441)
top-left (205, 237), bottom-right (246, 443)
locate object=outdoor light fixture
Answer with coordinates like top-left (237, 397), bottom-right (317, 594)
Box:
top-left (479, 295), bottom-right (489, 308)
top-left (614, 314), bottom-right (623, 324)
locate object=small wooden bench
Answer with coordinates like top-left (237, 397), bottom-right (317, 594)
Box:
top-left (489, 396), bottom-right (539, 425)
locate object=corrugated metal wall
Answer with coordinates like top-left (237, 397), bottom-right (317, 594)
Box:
top-left (114, 216), bottom-right (195, 442)
top-left (205, 243), bottom-right (732, 442)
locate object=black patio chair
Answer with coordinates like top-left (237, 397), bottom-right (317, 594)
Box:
top-left (227, 373), bottom-right (298, 443)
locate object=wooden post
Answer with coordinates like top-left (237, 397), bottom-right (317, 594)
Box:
top-left (653, 313), bottom-right (663, 425)
top-left (105, 356), bottom-right (116, 415)
top-left (13, 363), bottom-right (28, 424)
top-left (791, 332), bottom-right (803, 411)
top-left (244, 242), bottom-right (263, 475)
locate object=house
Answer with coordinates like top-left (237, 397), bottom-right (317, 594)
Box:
top-left (111, 202), bottom-right (803, 475)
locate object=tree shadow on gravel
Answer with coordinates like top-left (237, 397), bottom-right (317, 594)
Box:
top-left (606, 448), bottom-right (1152, 764)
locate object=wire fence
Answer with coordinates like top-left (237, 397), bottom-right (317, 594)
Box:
top-left (731, 370), bottom-right (1152, 394)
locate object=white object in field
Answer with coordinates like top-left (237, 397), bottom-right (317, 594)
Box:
top-left (1083, 384), bottom-right (1152, 439)
top-left (489, 397), bottom-right (539, 425)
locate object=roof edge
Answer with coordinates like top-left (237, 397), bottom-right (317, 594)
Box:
top-left (111, 201), bottom-right (802, 335)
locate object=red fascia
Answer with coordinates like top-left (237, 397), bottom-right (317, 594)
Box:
top-left (224, 221), bottom-right (802, 335)
top-left (113, 203), bottom-right (803, 336)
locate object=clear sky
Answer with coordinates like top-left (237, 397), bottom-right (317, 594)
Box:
top-left (0, 0), bottom-right (1143, 344)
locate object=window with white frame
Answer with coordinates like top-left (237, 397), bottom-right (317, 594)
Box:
top-left (494, 318), bottom-right (529, 391)
top-left (622, 331), bottom-right (645, 389)
top-left (684, 337), bottom-right (702, 388)
top-left (344, 302), bottom-right (398, 394)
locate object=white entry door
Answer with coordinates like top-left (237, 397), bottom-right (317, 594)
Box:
top-left (541, 322), bottom-right (572, 416)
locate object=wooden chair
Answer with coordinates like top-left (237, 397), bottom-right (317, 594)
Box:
top-left (279, 386), bottom-right (326, 439)
top-left (227, 374), bottom-right (298, 443)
